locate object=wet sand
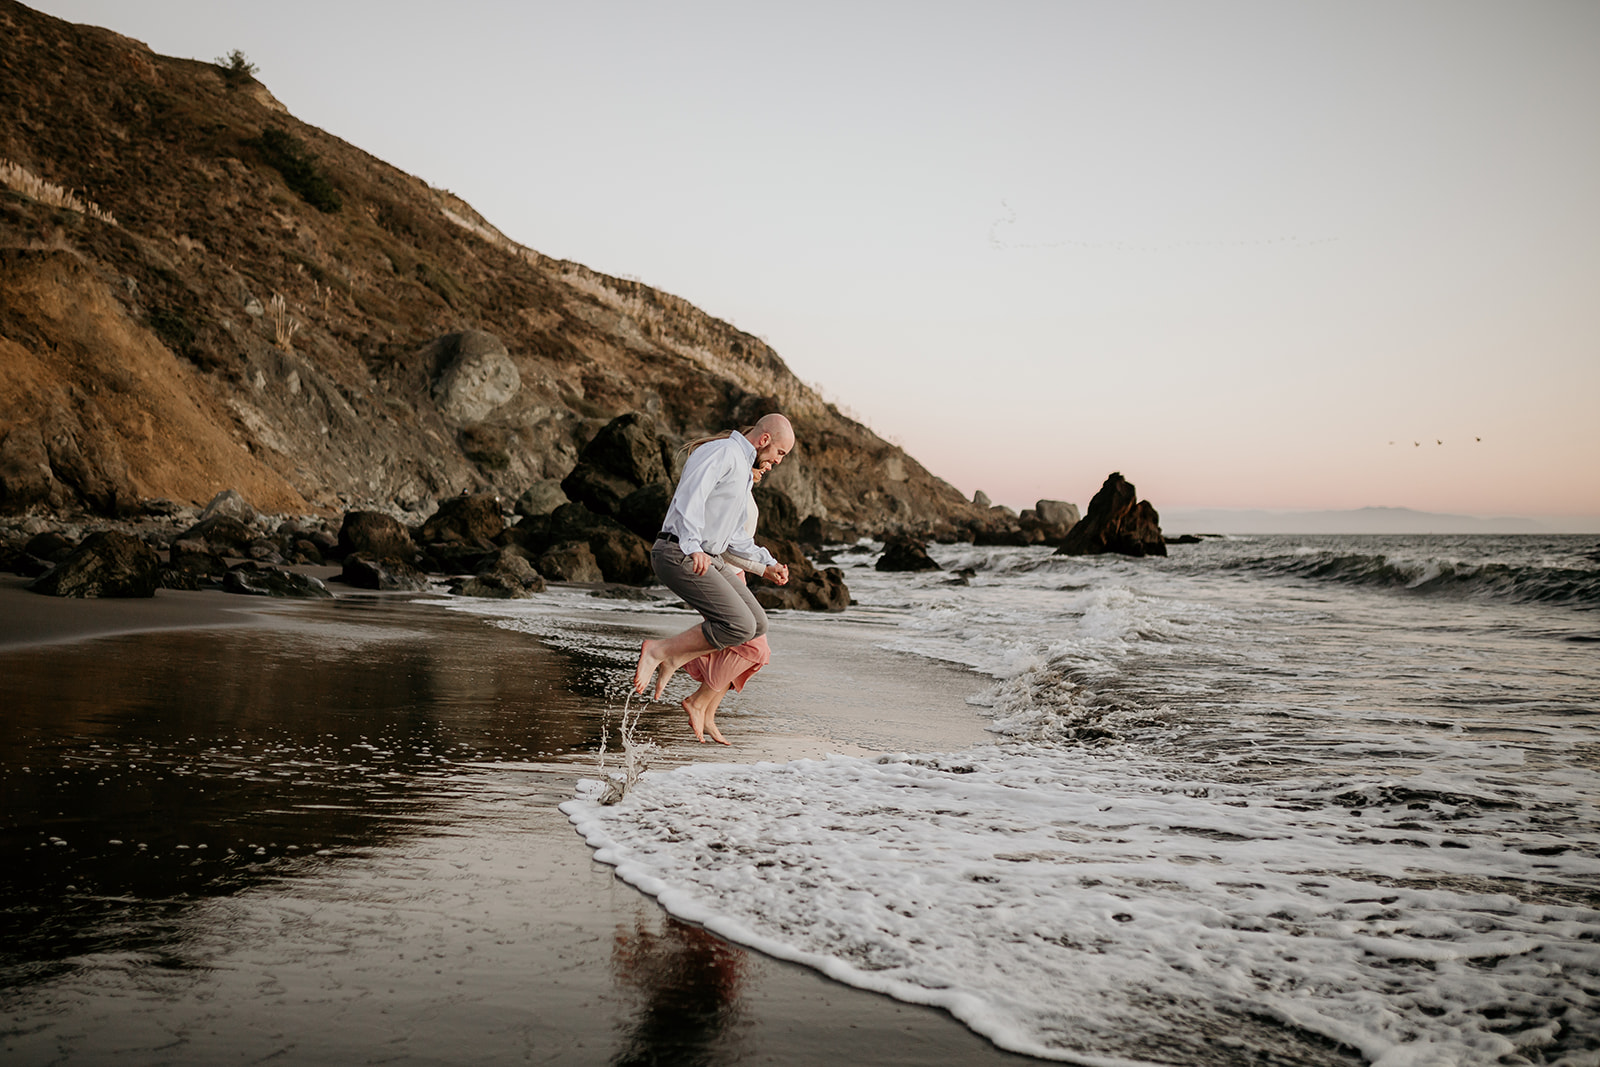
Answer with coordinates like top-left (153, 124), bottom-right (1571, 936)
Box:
top-left (0, 580), bottom-right (1042, 1065)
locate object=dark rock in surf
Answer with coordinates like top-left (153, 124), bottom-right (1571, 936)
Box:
top-left (587, 527), bottom-right (653, 585)
top-left (418, 542), bottom-right (494, 576)
top-left (1055, 472), bottom-right (1166, 558)
top-left (876, 535), bottom-right (941, 572)
top-left (29, 530), bottom-right (161, 597)
top-left (168, 538), bottom-right (229, 581)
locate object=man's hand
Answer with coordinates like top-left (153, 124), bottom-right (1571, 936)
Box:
top-left (690, 551), bottom-right (713, 575)
top-left (763, 562), bottom-right (790, 586)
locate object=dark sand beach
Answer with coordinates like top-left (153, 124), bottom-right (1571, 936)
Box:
top-left (0, 577), bottom-right (1041, 1065)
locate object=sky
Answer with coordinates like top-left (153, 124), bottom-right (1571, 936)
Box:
top-left (27, 1), bottom-right (1600, 524)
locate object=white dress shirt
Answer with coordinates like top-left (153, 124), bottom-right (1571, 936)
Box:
top-left (661, 433), bottom-right (778, 569)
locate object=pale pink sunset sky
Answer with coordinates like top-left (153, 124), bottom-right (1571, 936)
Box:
top-left (28, 1), bottom-right (1600, 526)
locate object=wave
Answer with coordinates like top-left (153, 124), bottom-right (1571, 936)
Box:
top-left (1218, 548), bottom-right (1600, 608)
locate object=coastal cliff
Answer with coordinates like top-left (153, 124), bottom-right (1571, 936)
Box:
top-left (0, 1), bottom-right (979, 535)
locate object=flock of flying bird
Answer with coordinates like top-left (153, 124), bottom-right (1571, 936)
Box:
top-left (1390, 438), bottom-right (1484, 446)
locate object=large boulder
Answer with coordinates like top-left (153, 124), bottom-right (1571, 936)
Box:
top-left (526, 502), bottom-right (654, 583)
top-left (876, 535), bottom-right (941, 572)
top-left (197, 488), bottom-right (257, 526)
top-left (753, 485), bottom-right (801, 541)
top-left (176, 514), bottom-right (256, 556)
top-left (616, 482), bottom-right (671, 541)
top-left (449, 547), bottom-right (546, 598)
top-left (970, 510), bottom-right (1032, 546)
top-left (418, 492), bottom-right (504, 547)
top-left (513, 479), bottom-right (569, 519)
top-left (1055, 473), bottom-right (1166, 557)
top-left (588, 527), bottom-right (654, 585)
top-left (427, 330), bottom-right (521, 426)
top-left (1034, 500), bottom-right (1080, 529)
top-left (23, 530), bottom-right (76, 563)
top-left (537, 541), bottom-right (604, 583)
top-left (29, 530), bottom-right (161, 598)
top-left (166, 538), bottom-right (229, 586)
top-left (560, 413), bottom-right (669, 519)
top-left (223, 562), bottom-right (335, 598)
top-left (341, 554), bottom-right (431, 591)
top-left (337, 511), bottom-right (417, 561)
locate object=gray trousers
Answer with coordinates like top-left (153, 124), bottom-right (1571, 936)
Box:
top-left (652, 539), bottom-right (768, 649)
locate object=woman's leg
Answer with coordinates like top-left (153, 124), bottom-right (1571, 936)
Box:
top-left (681, 681), bottom-right (731, 744)
top-left (699, 686), bottom-right (733, 745)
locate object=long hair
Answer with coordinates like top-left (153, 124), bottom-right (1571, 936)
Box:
top-left (677, 427), bottom-right (752, 460)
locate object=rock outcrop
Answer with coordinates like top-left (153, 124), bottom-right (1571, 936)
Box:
top-left (427, 330), bottom-right (521, 426)
top-left (338, 512), bottom-right (418, 562)
top-left (448, 546), bottom-right (544, 599)
top-left (1055, 473), bottom-right (1166, 558)
top-left (876, 535), bottom-right (941, 572)
top-left (222, 561), bottom-right (334, 598)
top-left (29, 529), bottom-right (160, 597)
top-left (340, 554), bottom-right (430, 591)
top-left (560, 413), bottom-right (671, 522)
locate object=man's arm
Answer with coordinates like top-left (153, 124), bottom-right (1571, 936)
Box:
top-left (721, 528), bottom-right (777, 570)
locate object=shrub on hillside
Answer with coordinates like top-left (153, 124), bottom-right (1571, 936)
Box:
top-left (215, 49), bottom-right (258, 84)
top-left (247, 127), bottom-right (341, 213)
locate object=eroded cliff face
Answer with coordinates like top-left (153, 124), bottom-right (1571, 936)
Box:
top-left (0, 0), bottom-right (978, 533)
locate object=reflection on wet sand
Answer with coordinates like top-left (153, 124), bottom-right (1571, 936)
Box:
top-left (612, 917), bottom-right (748, 1066)
top-left (0, 597), bottom-right (600, 982)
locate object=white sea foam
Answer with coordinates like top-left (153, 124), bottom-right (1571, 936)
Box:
top-left (563, 747), bottom-right (1598, 1065)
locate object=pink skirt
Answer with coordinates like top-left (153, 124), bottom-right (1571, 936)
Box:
top-left (683, 634), bottom-right (770, 692)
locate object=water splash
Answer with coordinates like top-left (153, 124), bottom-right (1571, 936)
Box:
top-left (594, 685), bottom-right (660, 805)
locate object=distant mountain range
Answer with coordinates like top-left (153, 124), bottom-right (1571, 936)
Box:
top-left (1161, 507), bottom-right (1599, 535)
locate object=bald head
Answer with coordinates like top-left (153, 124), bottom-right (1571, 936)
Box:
top-left (745, 413), bottom-right (795, 473)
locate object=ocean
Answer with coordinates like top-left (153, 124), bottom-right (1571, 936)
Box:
top-left (543, 535), bottom-right (1600, 1066)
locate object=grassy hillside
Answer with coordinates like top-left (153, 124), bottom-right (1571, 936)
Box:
top-left (0, 0), bottom-right (978, 533)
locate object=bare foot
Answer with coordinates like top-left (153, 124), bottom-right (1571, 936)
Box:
top-left (704, 720), bottom-right (731, 746)
top-left (634, 639), bottom-right (664, 696)
top-left (651, 659), bottom-right (679, 701)
top-left (680, 695), bottom-right (707, 742)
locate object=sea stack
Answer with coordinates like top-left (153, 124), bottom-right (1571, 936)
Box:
top-left (1055, 473), bottom-right (1166, 557)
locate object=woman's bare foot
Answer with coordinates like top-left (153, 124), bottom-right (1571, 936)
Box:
top-left (680, 694), bottom-right (708, 742)
top-left (702, 689), bottom-right (732, 745)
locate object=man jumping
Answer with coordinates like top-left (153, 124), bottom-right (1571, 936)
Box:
top-left (634, 413), bottom-right (794, 739)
